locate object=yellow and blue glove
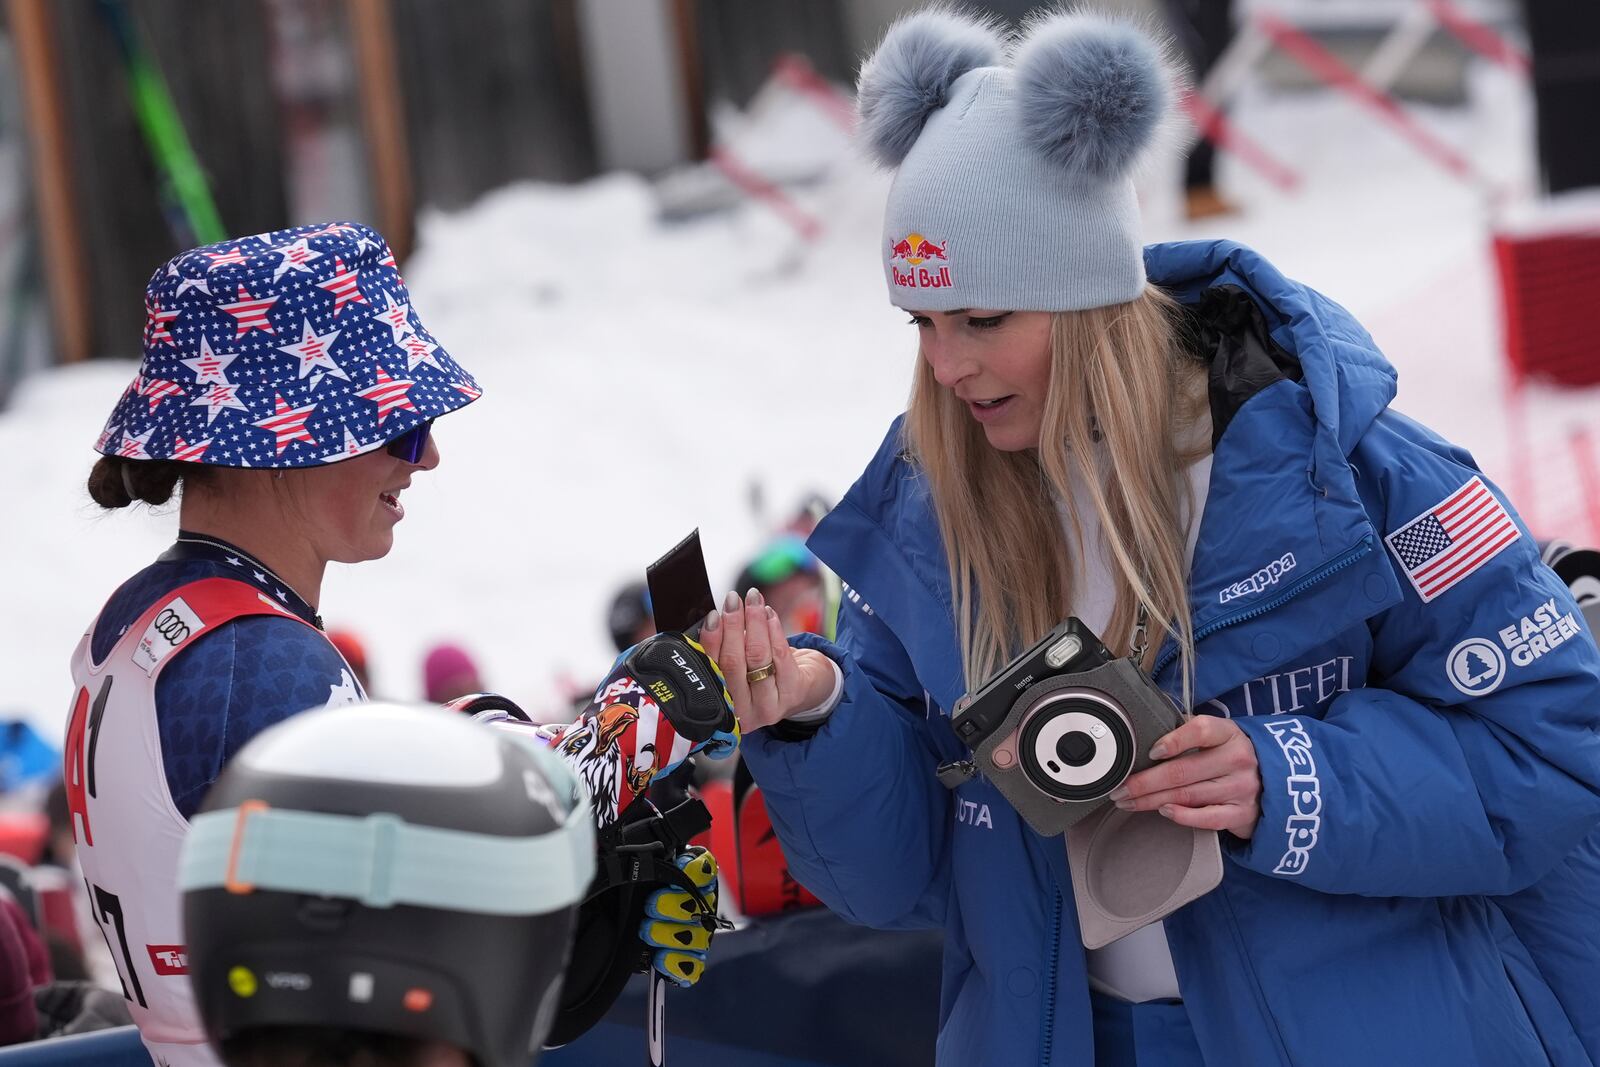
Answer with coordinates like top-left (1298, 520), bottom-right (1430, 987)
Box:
top-left (639, 846), bottom-right (720, 987)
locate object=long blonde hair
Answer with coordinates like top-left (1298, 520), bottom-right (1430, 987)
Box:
top-left (906, 285), bottom-right (1210, 704)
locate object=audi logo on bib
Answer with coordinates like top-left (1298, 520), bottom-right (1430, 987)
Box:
top-left (153, 609), bottom-right (191, 643)
top-left (132, 597), bottom-right (207, 675)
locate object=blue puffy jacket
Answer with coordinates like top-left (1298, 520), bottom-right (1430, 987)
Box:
top-left (741, 240), bottom-right (1600, 1066)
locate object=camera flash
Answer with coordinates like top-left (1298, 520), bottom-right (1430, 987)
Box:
top-left (1044, 635), bottom-right (1082, 669)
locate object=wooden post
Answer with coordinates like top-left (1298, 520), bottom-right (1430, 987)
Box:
top-left (7, 0), bottom-right (91, 364)
top-left (346, 0), bottom-right (415, 260)
top-left (670, 0), bottom-right (709, 161)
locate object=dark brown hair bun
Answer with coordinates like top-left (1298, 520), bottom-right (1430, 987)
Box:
top-left (87, 456), bottom-right (189, 509)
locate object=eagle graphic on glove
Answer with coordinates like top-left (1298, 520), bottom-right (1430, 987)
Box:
top-left (450, 631), bottom-right (739, 996)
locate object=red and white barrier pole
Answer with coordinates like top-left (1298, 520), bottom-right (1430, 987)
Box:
top-left (772, 53), bottom-right (856, 133)
top-left (1504, 381), bottom-right (1539, 534)
top-left (1427, 0), bottom-right (1529, 76)
top-left (1569, 426), bottom-right (1600, 547)
top-left (707, 146), bottom-right (824, 242)
top-left (1255, 12), bottom-right (1480, 184)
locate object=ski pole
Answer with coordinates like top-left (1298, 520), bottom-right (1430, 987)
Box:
top-left (94, 0), bottom-right (226, 245)
top-left (647, 970), bottom-right (667, 1065)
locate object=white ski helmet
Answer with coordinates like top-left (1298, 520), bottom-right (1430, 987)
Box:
top-left (179, 702), bottom-right (595, 1067)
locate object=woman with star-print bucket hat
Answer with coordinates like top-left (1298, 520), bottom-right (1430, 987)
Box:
top-left (65, 223), bottom-right (738, 1067)
top-left (66, 222), bottom-right (478, 1067)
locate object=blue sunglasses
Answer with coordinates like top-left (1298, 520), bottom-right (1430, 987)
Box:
top-left (386, 419), bottom-right (434, 463)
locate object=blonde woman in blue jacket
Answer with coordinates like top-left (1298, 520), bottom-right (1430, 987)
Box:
top-left (699, 10), bottom-right (1600, 1067)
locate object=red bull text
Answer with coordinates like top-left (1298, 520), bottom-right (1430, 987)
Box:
top-left (888, 232), bottom-right (954, 290)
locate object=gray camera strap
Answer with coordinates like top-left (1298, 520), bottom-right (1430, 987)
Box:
top-left (1129, 603), bottom-right (1150, 665)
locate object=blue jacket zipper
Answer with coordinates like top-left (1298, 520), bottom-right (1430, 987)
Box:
top-left (1152, 534), bottom-right (1377, 677)
top-left (1041, 888), bottom-right (1062, 1066)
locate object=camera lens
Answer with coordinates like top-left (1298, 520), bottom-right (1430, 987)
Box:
top-left (1017, 692), bottom-right (1134, 802)
top-left (1056, 732), bottom-right (1096, 767)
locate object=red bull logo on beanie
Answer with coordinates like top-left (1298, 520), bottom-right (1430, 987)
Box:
top-left (889, 233), bottom-right (955, 290)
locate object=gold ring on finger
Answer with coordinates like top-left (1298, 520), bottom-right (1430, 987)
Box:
top-left (745, 662), bottom-right (776, 684)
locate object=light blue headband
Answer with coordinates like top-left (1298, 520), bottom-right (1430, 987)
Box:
top-left (180, 747), bottom-right (596, 917)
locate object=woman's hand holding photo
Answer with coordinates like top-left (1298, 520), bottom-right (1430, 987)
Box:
top-left (698, 588), bottom-right (837, 733)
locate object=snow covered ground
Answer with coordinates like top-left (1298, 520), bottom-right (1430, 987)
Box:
top-left (4, 51), bottom-right (1598, 737)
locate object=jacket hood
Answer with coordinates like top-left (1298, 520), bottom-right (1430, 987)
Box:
top-left (1146, 239), bottom-right (1398, 470)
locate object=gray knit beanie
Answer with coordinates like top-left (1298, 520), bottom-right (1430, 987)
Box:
top-left (858, 8), bottom-right (1174, 313)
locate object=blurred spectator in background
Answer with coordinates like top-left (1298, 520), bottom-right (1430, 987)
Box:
top-left (734, 535), bottom-right (825, 637)
top-left (423, 642), bottom-right (485, 703)
top-left (1521, 1), bottom-right (1600, 193)
top-left (606, 580), bottom-right (656, 654)
top-left (1162, 0), bottom-right (1237, 219)
top-left (0, 892), bottom-right (45, 1045)
top-left (39, 783), bottom-right (71, 873)
top-left (30, 782), bottom-right (94, 984)
top-left (325, 629), bottom-right (372, 694)
top-left (0, 720), bottom-right (60, 815)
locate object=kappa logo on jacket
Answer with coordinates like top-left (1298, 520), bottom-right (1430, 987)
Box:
top-left (1263, 718), bottom-right (1321, 877)
top-left (1218, 552), bottom-right (1297, 605)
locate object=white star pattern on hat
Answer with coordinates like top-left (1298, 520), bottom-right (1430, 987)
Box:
top-left (174, 274), bottom-right (212, 299)
top-left (277, 319), bottom-right (347, 381)
top-left (138, 377), bottom-right (184, 411)
top-left (181, 338), bottom-right (237, 387)
top-left (400, 334), bottom-right (442, 373)
top-left (372, 291), bottom-right (416, 344)
top-left (271, 237), bottom-right (323, 282)
top-left (190, 383), bottom-right (249, 424)
top-left (171, 436), bottom-right (212, 462)
top-left (316, 257), bottom-right (367, 317)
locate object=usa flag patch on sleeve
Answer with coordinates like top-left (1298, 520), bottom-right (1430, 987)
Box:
top-left (1385, 476), bottom-right (1520, 603)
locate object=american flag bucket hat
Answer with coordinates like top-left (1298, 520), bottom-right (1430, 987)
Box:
top-left (94, 221), bottom-right (482, 469)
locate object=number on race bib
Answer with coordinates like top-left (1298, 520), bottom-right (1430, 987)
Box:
top-left (62, 678), bottom-right (112, 846)
top-left (89, 882), bottom-right (147, 1008)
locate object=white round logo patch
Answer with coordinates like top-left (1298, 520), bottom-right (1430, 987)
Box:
top-left (1447, 638), bottom-right (1506, 697)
